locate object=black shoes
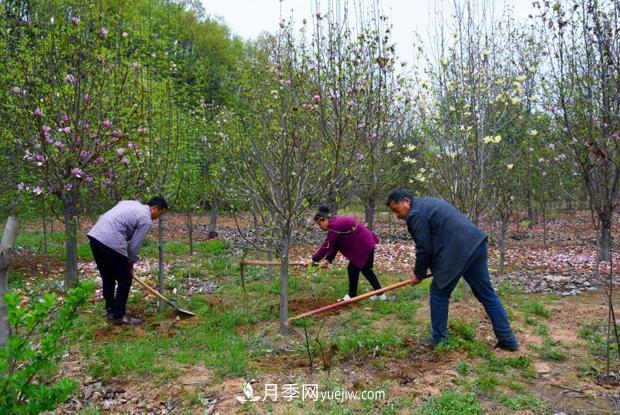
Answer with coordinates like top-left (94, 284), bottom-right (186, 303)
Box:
top-left (110, 315), bottom-right (143, 326)
top-left (494, 339), bottom-right (520, 351)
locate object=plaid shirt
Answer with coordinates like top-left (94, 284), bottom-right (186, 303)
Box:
top-left (87, 200), bottom-right (152, 262)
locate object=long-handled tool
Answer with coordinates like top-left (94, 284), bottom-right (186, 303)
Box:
top-left (286, 278), bottom-right (415, 325)
top-left (133, 275), bottom-right (196, 317)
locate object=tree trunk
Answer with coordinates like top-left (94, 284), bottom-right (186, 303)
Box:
top-left (208, 199), bottom-right (218, 239)
top-left (62, 192), bottom-right (79, 289)
top-left (598, 210), bottom-right (612, 262)
top-left (527, 189), bottom-right (536, 228)
top-left (279, 233), bottom-right (291, 335)
top-left (327, 186), bottom-right (338, 214)
top-left (541, 200), bottom-right (547, 249)
top-left (42, 200), bottom-right (48, 254)
top-left (498, 217), bottom-right (508, 274)
top-left (364, 201), bottom-right (376, 232)
top-left (186, 209), bottom-right (194, 256)
top-left (267, 251), bottom-right (274, 280)
top-left (158, 217), bottom-right (165, 312)
top-left (0, 216), bottom-right (19, 348)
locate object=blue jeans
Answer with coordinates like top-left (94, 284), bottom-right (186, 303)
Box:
top-left (429, 241), bottom-right (517, 345)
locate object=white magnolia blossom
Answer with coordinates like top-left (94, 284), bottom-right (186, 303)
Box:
top-left (483, 135), bottom-right (502, 144)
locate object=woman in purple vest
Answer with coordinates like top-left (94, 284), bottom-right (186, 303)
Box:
top-left (310, 206), bottom-right (385, 301)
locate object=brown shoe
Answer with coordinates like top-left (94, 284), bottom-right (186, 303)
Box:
top-left (111, 315), bottom-right (142, 326)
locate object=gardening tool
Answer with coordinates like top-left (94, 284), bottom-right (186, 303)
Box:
top-left (239, 256), bottom-right (308, 293)
top-left (286, 278), bottom-right (420, 325)
top-left (133, 275), bottom-right (196, 317)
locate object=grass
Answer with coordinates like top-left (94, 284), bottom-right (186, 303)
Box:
top-left (15, 230), bottom-right (93, 260)
top-left (578, 319), bottom-right (620, 358)
top-left (520, 299), bottom-right (551, 318)
top-left (10, 235), bottom-right (605, 414)
top-left (416, 390), bottom-right (483, 415)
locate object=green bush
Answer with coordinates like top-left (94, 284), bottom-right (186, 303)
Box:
top-left (0, 281), bottom-right (94, 414)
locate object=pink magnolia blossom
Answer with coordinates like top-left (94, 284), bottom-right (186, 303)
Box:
top-left (80, 150), bottom-right (89, 159)
top-left (93, 157), bottom-right (103, 164)
top-left (65, 74), bottom-right (76, 85)
top-left (11, 86), bottom-right (22, 95)
top-left (17, 182), bottom-right (26, 191)
top-left (112, 129), bottom-right (122, 138)
top-left (71, 167), bottom-right (83, 178)
top-left (116, 148), bottom-right (125, 156)
top-left (34, 108), bottom-right (43, 118)
top-left (65, 183), bottom-right (73, 191)
top-left (71, 16), bottom-right (79, 25)
top-left (62, 114), bottom-right (70, 122)
top-left (33, 186), bottom-right (42, 196)
top-left (54, 141), bottom-right (64, 149)
top-left (102, 119), bottom-right (112, 129)
top-left (41, 125), bottom-right (51, 140)
top-left (121, 157), bottom-right (130, 166)
top-left (84, 176), bottom-right (93, 183)
top-left (34, 154), bottom-right (46, 166)
top-left (99, 27), bottom-right (108, 37)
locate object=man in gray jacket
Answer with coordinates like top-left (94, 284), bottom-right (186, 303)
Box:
top-left (387, 189), bottom-right (519, 351)
top-left (88, 197), bottom-right (168, 325)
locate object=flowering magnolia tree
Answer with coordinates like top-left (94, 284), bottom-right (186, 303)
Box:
top-left (414, 1), bottom-right (531, 224)
top-left (228, 23), bottom-right (325, 334)
top-left (540, 0), bottom-right (619, 262)
top-left (4, 7), bottom-right (147, 287)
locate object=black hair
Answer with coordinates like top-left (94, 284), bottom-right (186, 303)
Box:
top-left (313, 205), bottom-right (332, 222)
top-left (386, 189), bottom-right (413, 206)
top-left (147, 196), bottom-right (169, 210)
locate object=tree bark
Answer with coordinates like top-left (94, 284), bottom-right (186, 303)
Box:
top-left (364, 201), bottom-right (376, 232)
top-left (208, 199), bottom-right (218, 239)
top-left (598, 210), bottom-right (612, 262)
top-left (42, 200), bottom-right (48, 254)
top-left (498, 217), bottom-right (508, 274)
top-left (62, 192), bottom-right (79, 289)
top-left (158, 216), bottom-right (165, 312)
top-left (527, 189), bottom-right (536, 228)
top-left (0, 216), bottom-right (19, 348)
top-left (279, 233), bottom-right (291, 335)
top-left (186, 209), bottom-right (194, 256)
top-left (326, 186), bottom-right (338, 214)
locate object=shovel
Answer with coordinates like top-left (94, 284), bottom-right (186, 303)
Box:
top-left (286, 278), bottom-right (417, 325)
top-left (133, 275), bottom-right (196, 317)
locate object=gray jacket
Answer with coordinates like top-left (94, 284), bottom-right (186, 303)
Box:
top-left (406, 197), bottom-right (487, 289)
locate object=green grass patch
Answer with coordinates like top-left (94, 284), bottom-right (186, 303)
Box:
top-left (416, 390), bottom-right (483, 415)
top-left (520, 299), bottom-right (550, 318)
top-left (496, 393), bottom-right (545, 412)
top-left (335, 327), bottom-right (403, 359)
top-left (578, 320), bottom-right (619, 358)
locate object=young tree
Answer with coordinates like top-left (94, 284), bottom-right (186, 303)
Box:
top-left (229, 24), bottom-right (324, 334)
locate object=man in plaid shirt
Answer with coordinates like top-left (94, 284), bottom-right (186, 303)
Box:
top-left (88, 197), bottom-right (168, 325)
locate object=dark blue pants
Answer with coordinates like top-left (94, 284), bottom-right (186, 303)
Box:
top-left (429, 241), bottom-right (517, 346)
